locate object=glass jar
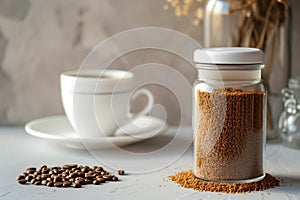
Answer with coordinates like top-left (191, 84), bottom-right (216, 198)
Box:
top-left (279, 77), bottom-right (300, 149)
top-left (193, 47), bottom-right (267, 183)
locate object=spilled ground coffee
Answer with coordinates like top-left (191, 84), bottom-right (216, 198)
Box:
top-left (169, 170), bottom-right (279, 193)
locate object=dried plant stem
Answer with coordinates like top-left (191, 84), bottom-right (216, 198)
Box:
top-left (228, 0), bottom-right (254, 14)
top-left (229, 0), bottom-right (288, 132)
top-left (256, 0), bottom-right (274, 49)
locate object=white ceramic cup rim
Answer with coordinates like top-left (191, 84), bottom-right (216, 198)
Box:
top-left (60, 69), bottom-right (135, 94)
top-left (62, 69), bottom-right (134, 80)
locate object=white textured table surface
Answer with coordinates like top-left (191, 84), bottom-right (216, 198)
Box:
top-left (0, 127), bottom-right (300, 200)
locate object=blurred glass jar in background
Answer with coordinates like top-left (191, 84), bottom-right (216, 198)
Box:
top-left (279, 77), bottom-right (300, 149)
top-left (204, 0), bottom-right (291, 140)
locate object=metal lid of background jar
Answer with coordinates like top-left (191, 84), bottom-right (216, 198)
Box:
top-left (193, 47), bottom-right (264, 65)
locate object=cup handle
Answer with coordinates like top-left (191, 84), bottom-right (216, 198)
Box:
top-left (113, 88), bottom-right (154, 136)
top-left (130, 88), bottom-right (154, 119)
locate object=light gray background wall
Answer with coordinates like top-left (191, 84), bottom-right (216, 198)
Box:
top-left (0, 0), bottom-right (299, 126)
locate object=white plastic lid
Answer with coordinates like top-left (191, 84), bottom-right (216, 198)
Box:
top-left (194, 47), bottom-right (264, 64)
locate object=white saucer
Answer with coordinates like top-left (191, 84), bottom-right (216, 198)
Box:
top-left (25, 115), bottom-right (168, 149)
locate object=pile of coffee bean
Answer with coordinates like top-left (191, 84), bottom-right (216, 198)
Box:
top-left (17, 164), bottom-right (125, 188)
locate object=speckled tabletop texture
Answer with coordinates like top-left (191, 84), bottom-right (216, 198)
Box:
top-left (0, 127), bottom-right (300, 200)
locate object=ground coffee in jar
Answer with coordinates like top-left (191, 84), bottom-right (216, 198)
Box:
top-left (193, 48), bottom-right (266, 183)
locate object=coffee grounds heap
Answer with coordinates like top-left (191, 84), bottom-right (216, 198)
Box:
top-left (17, 164), bottom-right (126, 188)
top-left (169, 170), bottom-right (280, 193)
top-left (195, 88), bottom-right (264, 181)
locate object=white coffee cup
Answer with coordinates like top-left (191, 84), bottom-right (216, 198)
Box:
top-left (60, 69), bottom-right (154, 138)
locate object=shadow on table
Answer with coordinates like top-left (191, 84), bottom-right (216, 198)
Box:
top-left (121, 134), bottom-right (182, 153)
top-left (60, 131), bottom-right (193, 156)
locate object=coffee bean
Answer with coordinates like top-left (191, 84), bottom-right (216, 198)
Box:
top-left (27, 169), bottom-right (36, 174)
top-left (54, 182), bottom-right (63, 187)
top-left (72, 183), bottom-right (81, 188)
top-left (51, 166), bottom-right (59, 170)
top-left (34, 171), bottom-right (41, 176)
top-left (17, 175), bottom-right (25, 180)
top-left (75, 180), bottom-right (84, 185)
top-left (18, 179), bottom-right (27, 184)
top-left (112, 176), bottom-right (118, 181)
top-left (69, 178), bottom-right (75, 182)
top-left (93, 172), bottom-right (102, 176)
top-left (35, 175), bottom-right (42, 181)
top-left (47, 181), bottom-right (54, 187)
top-left (41, 165), bottom-right (47, 170)
top-left (63, 181), bottom-right (72, 187)
top-left (93, 180), bottom-right (100, 185)
top-left (70, 164), bottom-right (78, 168)
top-left (41, 174), bottom-right (50, 179)
top-left (21, 172), bottom-right (29, 177)
top-left (94, 167), bottom-right (103, 172)
top-left (62, 164), bottom-right (77, 169)
top-left (41, 180), bottom-right (48, 185)
top-left (100, 171), bottom-right (107, 175)
top-left (87, 170), bottom-right (94, 175)
top-left (85, 174), bottom-right (94, 179)
top-left (34, 181), bottom-right (41, 185)
top-left (96, 178), bottom-right (105, 183)
top-left (118, 170), bottom-right (125, 175)
top-left (30, 178), bottom-right (36, 184)
top-left (69, 172), bottom-right (77, 178)
top-left (84, 178), bottom-right (93, 184)
top-left (26, 167), bottom-right (36, 172)
top-left (62, 173), bottom-right (67, 177)
top-left (53, 176), bottom-right (62, 182)
top-left (42, 168), bottom-right (50, 174)
top-left (103, 175), bottom-right (113, 181)
top-left (76, 177), bottom-right (84, 181)
top-left (47, 177), bottom-right (53, 182)
top-left (25, 175), bottom-right (33, 181)
top-left (81, 167), bottom-right (88, 173)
